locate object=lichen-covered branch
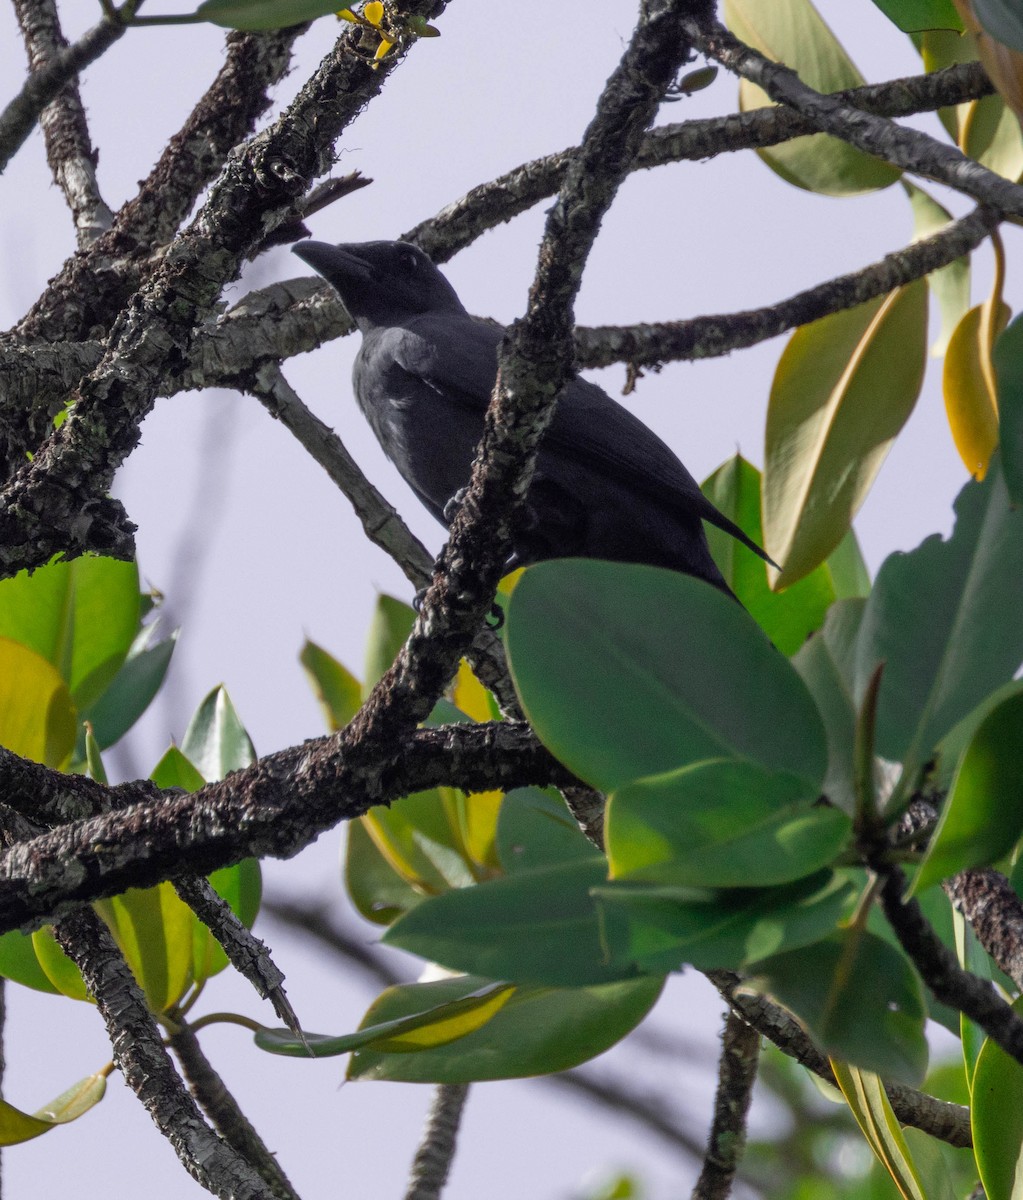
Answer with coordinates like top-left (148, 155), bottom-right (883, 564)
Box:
top-left (945, 869), bottom-right (1023, 991)
top-left (692, 1010), bottom-right (760, 1200)
top-left (403, 1085), bottom-right (469, 1200)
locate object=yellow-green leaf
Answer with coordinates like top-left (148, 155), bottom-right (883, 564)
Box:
top-left (0, 1075), bottom-right (106, 1146)
top-left (831, 1061), bottom-right (929, 1200)
top-left (903, 181), bottom-right (972, 356)
top-left (725, 0), bottom-right (901, 195)
top-left (960, 91), bottom-right (1023, 181)
top-left (944, 301), bottom-right (1011, 477)
top-left (95, 883), bottom-right (195, 1013)
top-left (0, 638), bottom-right (76, 768)
top-left (763, 280), bottom-right (928, 587)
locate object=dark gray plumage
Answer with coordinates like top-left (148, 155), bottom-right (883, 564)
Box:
top-left (292, 239), bottom-right (771, 592)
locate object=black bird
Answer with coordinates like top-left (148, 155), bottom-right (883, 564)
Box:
top-left (292, 239), bottom-right (771, 592)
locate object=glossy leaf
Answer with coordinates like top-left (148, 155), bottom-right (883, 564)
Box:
top-left (300, 638), bottom-right (362, 730)
top-left (0, 929), bottom-right (60, 994)
top-left (362, 791), bottom-right (477, 895)
top-left (904, 182), bottom-right (972, 356)
top-left (0, 556), bottom-right (140, 709)
top-left (724, 0), bottom-right (901, 195)
top-left (363, 594), bottom-right (415, 695)
top-left (451, 659), bottom-right (499, 722)
top-left (505, 560), bottom-right (827, 793)
top-left (31, 928), bottom-right (89, 1001)
top-left (384, 859), bottom-right (636, 987)
top-left (944, 301), bottom-right (1010, 478)
top-left (993, 313), bottom-right (1023, 504)
top-left (831, 1062), bottom-right (929, 1200)
top-left (150, 745), bottom-right (206, 792)
top-left (347, 974), bottom-right (665, 1082)
top-left (972, 996), bottom-right (1023, 1200)
top-left (81, 624), bottom-right (177, 751)
top-left (95, 884), bottom-right (195, 1013)
top-left (257, 980), bottom-right (516, 1058)
top-left (764, 281), bottom-right (928, 587)
top-left (181, 686), bottom-right (256, 781)
top-left (595, 870), bottom-right (854, 974)
top-left (0, 1075), bottom-right (107, 1146)
top-left (854, 458), bottom-right (1023, 767)
top-left (606, 760), bottom-right (849, 888)
top-left (345, 819), bottom-right (426, 925)
top-left (871, 0), bottom-right (963, 30)
top-left (746, 930), bottom-right (928, 1084)
top-left (702, 455), bottom-right (836, 654)
top-left (914, 690), bottom-right (1023, 892)
top-left (496, 788), bottom-right (602, 875)
top-left (0, 639), bottom-right (75, 768)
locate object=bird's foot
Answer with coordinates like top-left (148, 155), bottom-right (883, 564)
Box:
top-left (442, 487), bottom-right (470, 524)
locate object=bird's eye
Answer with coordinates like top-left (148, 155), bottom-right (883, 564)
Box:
top-left (401, 249), bottom-right (418, 272)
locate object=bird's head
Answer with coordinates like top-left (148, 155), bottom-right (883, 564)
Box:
top-left (292, 239), bottom-right (467, 330)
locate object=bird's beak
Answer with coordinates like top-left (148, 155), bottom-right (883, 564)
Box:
top-left (291, 241), bottom-right (374, 286)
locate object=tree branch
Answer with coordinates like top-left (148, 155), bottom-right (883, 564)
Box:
top-left (169, 1019), bottom-right (300, 1200)
top-left (683, 14), bottom-right (1023, 220)
top-left (692, 1010), bottom-right (760, 1200)
top-left (945, 869), bottom-right (1023, 991)
top-left (0, 6), bottom-right (125, 175)
top-left (0, 721), bottom-right (574, 930)
top-left (403, 1084), bottom-right (469, 1200)
top-left (52, 908), bottom-right (276, 1199)
top-left (13, 0), bottom-right (113, 246)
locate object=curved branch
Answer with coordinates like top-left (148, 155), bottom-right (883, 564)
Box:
top-left (403, 1084), bottom-right (469, 1200)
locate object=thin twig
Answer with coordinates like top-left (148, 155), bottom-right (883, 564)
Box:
top-left (0, 8), bottom-right (125, 174)
top-left (403, 1084), bottom-right (470, 1200)
top-left (173, 874), bottom-right (300, 1032)
top-left (52, 907), bottom-right (276, 1199)
top-left (692, 1010), bottom-right (760, 1200)
top-left (13, 0), bottom-right (113, 245)
top-left (169, 1019), bottom-right (300, 1200)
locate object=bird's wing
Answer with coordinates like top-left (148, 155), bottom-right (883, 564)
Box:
top-left (392, 316), bottom-right (770, 563)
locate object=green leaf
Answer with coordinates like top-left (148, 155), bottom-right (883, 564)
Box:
top-left (790, 599), bottom-right (866, 815)
top-left (745, 930), bottom-right (928, 1084)
top-left (830, 1062), bottom-right (930, 1200)
top-left (95, 883), bottom-right (195, 1013)
top-left (81, 625), bottom-right (177, 751)
top-left (496, 788), bottom-right (602, 875)
top-left (361, 791), bottom-right (477, 895)
top-left (723, 0), bottom-right (902, 195)
top-left (973, 0), bottom-right (1023, 55)
top-left (870, 0), bottom-right (963, 33)
top-left (854, 458), bottom-right (1023, 768)
top-left (256, 980), bottom-right (516, 1058)
top-left (825, 530), bottom-right (872, 600)
top-left (702, 455), bottom-right (838, 654)
top-left (913, 690), bottom-right (1023, 892)
top-left (0, 929), bottom-right (61, 994)
top-left (384, 859), bottom-right (636, 987)
top-left (960, 92), bottom-right (1023, 183)
top-left (0, 638), bottom-right (76, 768)
top-left (149, 745), bottom-right (206, 791)
top-left (973, 996), bottom-right (1023, 1200)
top-left (595, 870), bottom-right (854, 974)
top-left (83, 724), bottom-right (107, 783)
top-left (181, 686), bottom-right (256, 781)
top-left (903, 182), bottom-right (972, 356)
top-left (764, 280), bottom-right (929, 586)
top-left (606, 760), bottom-right (849, 888)
top-left (300, 639), bottom-right (362, 730)
top-left (363, 594), bottom-right (415, 695)
top-left (0, 1075), bottom-right (107, 1146)
top-left (993, 313), bottom-right (1023, 504)
top-left (194, 0), bottom-right (343, 29)
top-left (0, 556), bottom-right (140, 709)
top-left (345, 818), bottom-right (426, 926)
top-left (347, 974), bottom-right (665, 1082)
top-left (505, 560), bottom-right (827, 793)
top-left (31, 928), bottom-right (89, 1001)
